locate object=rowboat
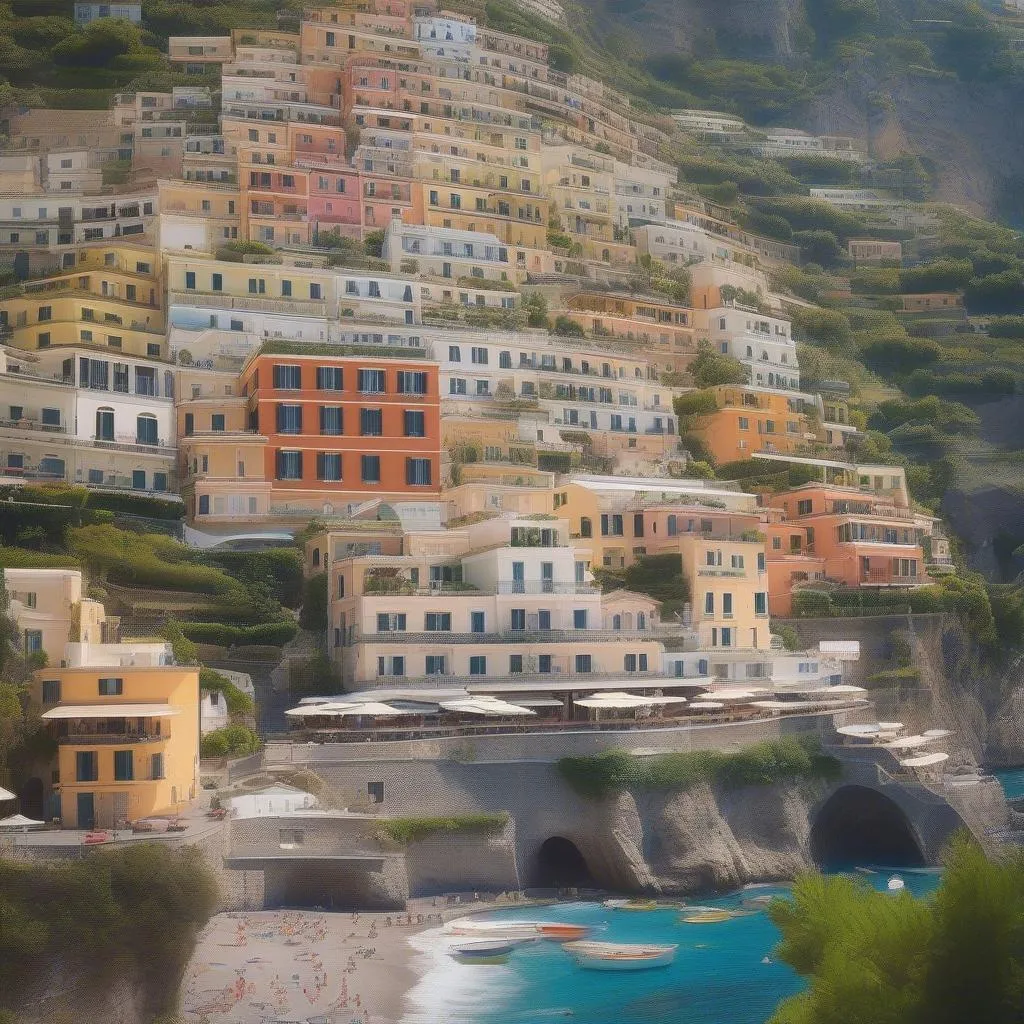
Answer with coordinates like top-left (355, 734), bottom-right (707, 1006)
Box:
top-left (679, 909), bottom-right (734, 924)
top-left (564, 940), bottom-right (677, 971)
top-left (602, 898), bottom-right (659, 911)
top-left (446, 920), bottom-right (590, 941)
top-left (449, 938), bottom-right (529, 964)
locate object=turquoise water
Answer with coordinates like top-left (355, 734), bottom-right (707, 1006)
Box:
top-left (996, 767), bottom-right (1024, 800)
top-left (460, 872), bottom-right (941, 1024)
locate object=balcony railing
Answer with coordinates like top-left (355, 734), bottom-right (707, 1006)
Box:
top-left (0, 418), bottom-right (67, 434)
top-left (93, 434), bottom-right (175, 453)
top-left (57, 733), bottom-right (166, 746)
top-left (495, 581), bottom-right (599, 594)
top-left (170, 290), bottom-right (327, 317)
top-left (359, 627), bottom-right (661, 644)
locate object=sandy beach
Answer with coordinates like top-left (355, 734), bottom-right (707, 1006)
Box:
top-left (181, 903), bottom-right (443, 1024)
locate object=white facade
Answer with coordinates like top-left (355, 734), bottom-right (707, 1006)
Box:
top-left (613, 160), bottom-right (673, 226)
top-left (414, 16), bottom-right (477, 62)
top-left (384, 222), bottom-right (513, 281)
top-left (75, 3), bottom-right (142, 24)
top-left (703, 306), bottom-right (800, 390)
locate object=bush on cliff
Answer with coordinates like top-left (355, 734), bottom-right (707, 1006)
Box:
top-left (376, 813), bottom-right (510, 844)
top-left (558, 738), bottom-right (839, 798)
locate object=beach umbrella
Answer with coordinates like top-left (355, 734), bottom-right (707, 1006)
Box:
top-left (689, 701), bottom-right (725, 710)
top-left (900, 751), bottom-right (949, 768)
top-left (439, 697), bottom-right (535, 716)
top-left (0, 813), bottom-right (44, 829)
top-left (575, 692), bottom-right (655, 709)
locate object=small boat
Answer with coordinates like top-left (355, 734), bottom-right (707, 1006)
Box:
top-left (449, 939), bottom-right (524, 964)
top-left (564, 940), bottom-right (677, 971)
top-left (887, 875), bottom-right (905, 892)
top-left (679, 909), bottom-right (734, 924)
top-left (741, 894), bottom-right (774, 910)
top-left (603, 898), bottom-right (659, 912)
top-left (446, 920), bottom-right (589, 941)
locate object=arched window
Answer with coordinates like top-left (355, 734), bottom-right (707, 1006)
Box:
top-left (637, 611), bottom-right (647, 630)
top-left (95, 407), bottom-right (114, 441)
top-left (612, 614), bottom-right (621, 630)
top-left (499, 350), bottom-right (512, 369)
top-left (136, 413), bottom-right (158, 446)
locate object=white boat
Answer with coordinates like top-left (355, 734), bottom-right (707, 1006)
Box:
top-left (564, 940), bottom-right (677, 971)
top-left (887, 875), bottom-right (905, 892)
top-left (602, 898), bottom-right (659, 911)
top-left (446, 919), bottom-right (590, 940)
top-left (448, 938), bottom-right (532, 963)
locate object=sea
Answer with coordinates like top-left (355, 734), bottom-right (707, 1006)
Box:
top-left (996, 766), bottom-right (1024, 801)
top-left (402, 870), bottom-right (942, 1024)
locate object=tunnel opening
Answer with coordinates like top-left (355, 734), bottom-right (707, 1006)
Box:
top-left (811, 785), bottom-right (926, 868)
top-left (536, 836), bottom-right (593, 887)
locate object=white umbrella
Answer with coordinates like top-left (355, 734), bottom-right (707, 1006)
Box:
top-left (878, 722), bottom-right (904, 732)
top-left (575, 691), bottom-right (654, 709)
top-left (922, 729), bottom-right (952, 739)
top-left (337, 702), bottom-right (418, 717)
top-left (689, 701), bottom-right (725, 710)
top-left (706, 689), bottom-right (762, 702)
top-left (0, 786), bottom-right (15, 802)
top-left (836, 723), bottom-right (880, 737)
top-left (0, 813), bottom-right (45, 829)
top-left (885, 735), bottom-right (941, 750)
top-left (285, 702), bottom-right (358, 717)
top-left (645, 695), bottom-right (688, 706)
top-left (901, 751), bottom-right (949, 768)
top-left (440, 697), bottom-right (536, 716)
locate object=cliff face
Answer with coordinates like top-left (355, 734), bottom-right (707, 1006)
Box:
top-left (567, 779), bottom-right (829, 894)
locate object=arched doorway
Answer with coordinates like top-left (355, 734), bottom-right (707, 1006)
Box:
top-left (535, 836), bottom-right (593, 887)
top-left (811, 785), bottom-right (925, 868)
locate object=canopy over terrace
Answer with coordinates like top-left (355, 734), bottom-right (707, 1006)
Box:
top-left (41, 704), bottom-right (181, 719)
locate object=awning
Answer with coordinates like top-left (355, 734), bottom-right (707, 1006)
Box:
top-left (285, 703), bottom-right (357, 717)
top-left (689, 701), bottom-right (725, 710)
top-left (0, 787), bottom-right (15, 802)
top-left (885, 735), bottom-right (941, 750)
top-left (645, 695), bottom-right (689, 706)
top-left (836, 723), bottom-right (880, 737)
top-left (901, 751), bottom-right (950, 768)
top-left (509, 697), bottom-right (564, 708)
top-left (0, 813), bottom-right (45, 829)
top-left (332, 702), bottom-right (416, 718)
top-left (705, 689), bottom-right (763, 701)
top-left (42, 703), bottom-right (181, 720)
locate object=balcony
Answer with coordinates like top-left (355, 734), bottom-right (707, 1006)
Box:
top-left (92, 434), bottom-right (175, 454)
top-left (57, 733), bottom-right (166, 745)
top-left (495, 581), bottom-right (599, 594)
top-left (361, 627), bottom-right (659, 644)
top-left (169, 290), bottom-right (327, 317)
top-left (0, 417), bottom-right (68, 434)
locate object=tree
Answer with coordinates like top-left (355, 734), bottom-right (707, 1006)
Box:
top-left (552, 315), bottom-right (585, 338)
top-left (769, 835), bottom-right (1024, 1024)
top-left (688, 342), bottom-right (748, 387)
top-left (299, 572), bottom-right (328, 632)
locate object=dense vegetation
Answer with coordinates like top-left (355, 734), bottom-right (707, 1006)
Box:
top-left (769, 835), bottom-right (1024, 1024)
top-left (0, 843), bottom-right (217, 1020)
top-left (375, 812), bottom-right (510, 845)
top-left (558, 738), bottom-right (840, 799)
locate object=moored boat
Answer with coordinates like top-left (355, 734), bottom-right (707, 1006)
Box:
top-left (564, 940), bottom-right (677, 971)
top-left (679, 909), bottom-right (734, 924)
top-left (445, 919), bottom-right (589, 941)
top-left (449, 938), bottom-right (527, 964)
top-left (602, 898), bottom-right (659, 912)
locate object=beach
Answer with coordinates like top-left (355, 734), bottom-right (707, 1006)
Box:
top-left (180, 902), bottom-right (442, 1023)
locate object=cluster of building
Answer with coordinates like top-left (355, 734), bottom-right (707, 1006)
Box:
top-left (0, 2), bottom-right (962, 813)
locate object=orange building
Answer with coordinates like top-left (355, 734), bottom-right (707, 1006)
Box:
top-left (238, 346), bottom-right (442, 511)
top-left (763, 477), bottom-right (928, 614)
top-left (682, 385), bottom-right (819, 465)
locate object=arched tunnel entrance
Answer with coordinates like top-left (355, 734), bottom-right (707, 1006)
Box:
top-left (535, 836), bottom-right (594, 887)
top-left (811, 785), bottom-right (926, 868)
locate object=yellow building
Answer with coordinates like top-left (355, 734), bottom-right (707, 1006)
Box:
top-left (0, 244), bottom-right (165, 359)
top-left (33, 644), bottom-right (200, 829)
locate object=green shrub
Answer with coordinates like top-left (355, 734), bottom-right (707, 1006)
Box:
top-left (689, 344), bottom-right (748, 387)
top-left (791, 591), bottom-right (836, 617)
top-left (180, 620), bottom-right (298, 648)
top-left (201, 548), bottom-right (304, 608)
top-left (898, 259), bottom-right (973, 293)
top-left (299, 572), bottom-right (328, 632)
top-left (200, 725), bottom-right (260, 759)
top-left (552, 315), bottom-right (585, 337)
top-left (0, 547), bottom-right (80, 569)
top-left (376, 813), bottom-right (509, 844)
top-left (674, 390), bottom-right (719, 419)
top-left (558, 738), bottom-right (839, 798)
top-left (773, 625), bottom-right (801, 650)
top-left (161, 619), bottom-right (198, 667)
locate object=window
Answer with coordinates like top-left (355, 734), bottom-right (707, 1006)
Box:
top-left (151, 753), bottom-right (165, 780)
top-left (575, 654), bottom-right (592, 673)
top-left (153, 472), bottom-right (167, 491)
top-left (320, 406), bottom-right (343, 435)
top-left (358, 368), bottom-right (386, 393)
top-left (317, 453), bottom-right (342, 481)
top-left (273, 364), bottom-right (302, 389)
top-left (448, 345), bottom-right (461, 362)
top-left (509, 654), bottom-right (523, 674)
top-left (276, 404), bottom-right (302, 434)
top-left (276, 450), bottom-right (303, 480)
top-left (76, 751), bottom-right (98, 783)
top-left (406, 458), bottom-right (431, 486)
top-left (132, 470), bottom-right (146, 490)
top-left (757, 552), bottom-right (766, 573)
top-left (754, 592), bottom-right (767, 615)
top-left (624, 653), bottom-right (638, 672)
top-left (600, 514), bottom-right (623, 536)
top-left (721, 627), bottom-right (733, 647)
top-left (404, 410), bottom-right (425, 437)
top-left (469, 655), bottom-right (486, 675)
top-left (704, 593), bottom-right (714, 615)
top-left (510, 609), bottom-right (526, 631)
top-left (211, 413), bottom-right (225, 432)
top-left (538, 609), bottom-right (551, 630)
top-left (317, 366), bottom-right (343, 390)
top-left (579, 517), bottom-right (592, 539)
top-left (376, 613), bottom-right (407, 632)
top-left (471, 346), bottom-right (488, 364)
top-left (198, 495), bottom-right (210, 515)
top-left (539, 654), bottom-right (552, 673)
top-left (573, 609), bottom-right (587, 629)
top-left (212, 273), bottom-right (222, 292)
top-left (426, 655), bottom-right (447, 675)
top-left (99, 677), bottom-right (123, 696)
top-left (425, 613), bottom-right (451, 631)
top-left (113, 750), bottom-right (134, 782)
top-left (470, 611), bottom-right (485, 633)
top-left (41, 679), bottom-right (60, 703)
top-left (361, 454), bottom-right (381, 483)
top-left (723, 593), bottom-right (733, 616)
top-left (360, 408), bottom-right (383, 436)
top-left (797, 499), bottom-right (813, 516)
top-left (397, 370), bottom-right (427, 394)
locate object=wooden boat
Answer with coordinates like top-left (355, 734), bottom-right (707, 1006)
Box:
top-left (449, 938), bottom-right (525, 964)
top-left (603, 898), bottom-right (659, 912)
top-left (679, 909), bottom-right (734, 924)
top-left (564, 940), bottom-right (677, 971)
top-left (446, 920), bottom-right (589, 941)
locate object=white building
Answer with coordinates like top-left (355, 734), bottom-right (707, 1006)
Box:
top-left (75, 3), bottom-right (142, 25)
top-left (698, 305), bottom-right (799, 391)
top-left (384, 222), bottom-right (514, 282)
